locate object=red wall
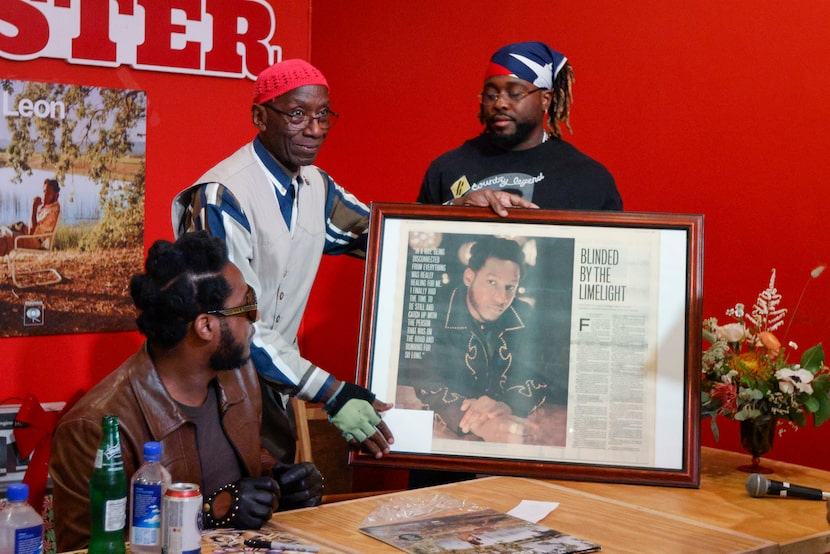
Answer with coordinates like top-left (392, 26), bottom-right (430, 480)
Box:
top-left (2, 1), bottom-right (828, 479)
top-left (307, 1), bottom-right (830, 470)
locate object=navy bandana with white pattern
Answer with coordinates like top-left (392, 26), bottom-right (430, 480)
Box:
top-left (485, 41), bottom-right (567, 89)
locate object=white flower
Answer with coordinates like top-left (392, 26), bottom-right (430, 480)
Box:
top-left (726, 303), bottom-right (745, 318)
top-left (775, 368), bottom-right (814, 395)
top-left (716, 323), bottom-right (747, 343)
top-left (720, 369), bottom-right (738, 384)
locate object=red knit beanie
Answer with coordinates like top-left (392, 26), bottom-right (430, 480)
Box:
top-left (253, 59), bottom-right (329, 104)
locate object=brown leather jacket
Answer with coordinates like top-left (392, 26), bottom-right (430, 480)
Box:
top-left (49, 345), bottom-right (268, 552)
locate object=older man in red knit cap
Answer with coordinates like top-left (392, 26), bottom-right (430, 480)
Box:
top-left (172, 59), bottom-right (394, 464)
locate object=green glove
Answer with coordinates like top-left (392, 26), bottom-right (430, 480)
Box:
top-left (329, 398), bottom-right (382, 442)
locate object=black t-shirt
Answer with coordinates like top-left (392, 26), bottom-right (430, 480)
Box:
top-left (417, 135), bottom-right (622, 211)
top-left (177, 380), bottom-right (243, 497)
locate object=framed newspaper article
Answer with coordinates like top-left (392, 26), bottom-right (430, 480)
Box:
top-left (352, 203), bottom-right (704, 488)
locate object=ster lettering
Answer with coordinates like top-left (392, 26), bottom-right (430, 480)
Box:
top-left (0, 0), bottom-right (281, 79)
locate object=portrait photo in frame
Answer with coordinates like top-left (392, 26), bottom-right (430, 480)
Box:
top-left (352, 203), bottom-right (704, 488)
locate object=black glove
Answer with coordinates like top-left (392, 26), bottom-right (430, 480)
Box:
top-left (203, 476), bottom-right (280, 529)
top-left (323, 382), bottom-right (376, 417)
top-left (273, 462), bottom-right (323, 510)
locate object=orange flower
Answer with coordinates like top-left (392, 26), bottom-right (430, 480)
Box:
top-left (730, 350), bottom-right (774, 381)
top-left (757, 331), bottom-right (781, 358)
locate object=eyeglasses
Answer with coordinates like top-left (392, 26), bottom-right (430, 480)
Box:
top-left (478, 87), bottom-right (543, 106)
top-left (206, 286), bottom-right (259, 323)
top-left (262, 103), bottom-right (339, 130)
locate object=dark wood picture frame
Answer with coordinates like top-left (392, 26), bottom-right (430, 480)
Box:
top-left (351, 203), bottom-right (703, 488)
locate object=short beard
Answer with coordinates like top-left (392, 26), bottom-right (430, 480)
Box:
top-left (486, 119), bottom-right (537, 150)
top-left (209, 321), bottom-right (249, 371)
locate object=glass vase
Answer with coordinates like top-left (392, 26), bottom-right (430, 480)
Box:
top-left (737, 418), bottom-right (776, 474)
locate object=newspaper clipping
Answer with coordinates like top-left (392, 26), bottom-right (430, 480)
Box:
top-left (371, 217), bottom-right (686, 471)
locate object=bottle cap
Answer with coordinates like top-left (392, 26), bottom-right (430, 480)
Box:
top-left (143, 441), bottom-right (162, 461)
top-left (7, 483), bottom-right (29, 502)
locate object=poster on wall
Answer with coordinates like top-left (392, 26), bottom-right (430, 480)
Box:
top-left (0, 79), bottom-right (146, 337)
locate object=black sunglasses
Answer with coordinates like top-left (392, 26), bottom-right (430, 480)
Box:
top-left (205, 286), bottom-right (259, 323)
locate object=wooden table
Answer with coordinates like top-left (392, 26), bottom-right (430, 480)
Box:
top-left (61, 448), bottom-right (830, 553)
top-left (268, 447), bottom-right (830, 554)
top-left (548, 446), bottom-right (830, 554)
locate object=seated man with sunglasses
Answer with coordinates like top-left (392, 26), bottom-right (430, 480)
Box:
top-left (50, 231), bottom-right (323, 552)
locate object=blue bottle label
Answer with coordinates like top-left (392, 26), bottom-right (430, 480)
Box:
top-left (14, 524), bottom-right (44, 554)
top-left (131, 483), bottom-right (162, 545)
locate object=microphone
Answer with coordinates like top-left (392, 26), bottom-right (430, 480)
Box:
top-left (745, 473), bottom-right (830, 501)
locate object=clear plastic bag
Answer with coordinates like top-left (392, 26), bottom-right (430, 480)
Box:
top-left (360, 492), bottom-right (483, 527)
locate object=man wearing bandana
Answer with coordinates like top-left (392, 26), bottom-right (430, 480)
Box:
top-left (418, 41), bottom-right (622, 213)
top-left (410, 41), bottom-right (617, 488)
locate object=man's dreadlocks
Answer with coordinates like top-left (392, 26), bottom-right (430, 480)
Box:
top-left (547, 62), bottom-right (575, 139)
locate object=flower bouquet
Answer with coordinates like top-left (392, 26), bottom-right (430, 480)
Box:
top-left (700, 268), bottom-right (829, 466)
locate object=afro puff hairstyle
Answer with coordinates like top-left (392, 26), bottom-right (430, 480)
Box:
top-left (130, 231), bottom-right (231, 349)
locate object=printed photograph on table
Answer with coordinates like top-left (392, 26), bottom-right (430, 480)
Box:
top-left (360, 508), bottom-right (601, 553)
top-left (201, 527), bottom-right (329, 553)
top-left (354, 203), bottom-right (704, 487)
top-left (0, 79), bottom-right (146, 336)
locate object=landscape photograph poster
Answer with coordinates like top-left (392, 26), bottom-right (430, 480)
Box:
top-left (0, 79), bottom-right (146, 336)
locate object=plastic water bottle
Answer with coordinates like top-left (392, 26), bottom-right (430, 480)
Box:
top-left (0, 483), bottom-right (44, 554)
top-left (89, 414), bottom-right (127, 554)
top-left (130, 441), bottom-right (171, 554)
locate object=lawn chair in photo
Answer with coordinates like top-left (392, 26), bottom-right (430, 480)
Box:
top-left (6, 227), bottom-right (63, 288)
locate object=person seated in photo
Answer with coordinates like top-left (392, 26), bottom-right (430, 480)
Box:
top-left (0, 178), bottom-right (61, 256)
top-left (49, 231), bottom-right (323, 552)
top-left (408, 236), bottom-right (558, 444)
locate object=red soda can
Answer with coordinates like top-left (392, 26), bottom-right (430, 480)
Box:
top-left (162, 482), bottom-right (202, 554)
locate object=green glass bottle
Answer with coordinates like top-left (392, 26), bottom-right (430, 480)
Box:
top-left (88, 414), bottom-right (127, 553)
